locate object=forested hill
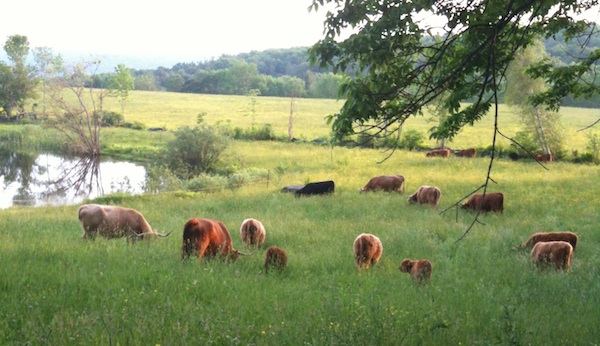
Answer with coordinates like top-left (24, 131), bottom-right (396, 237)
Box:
top-left (127, 25), bottom-right (599, 106)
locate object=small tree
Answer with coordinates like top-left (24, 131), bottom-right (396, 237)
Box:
top-left (32, 47), bottom-right (63, 119)
top-left (0, 35), bottom-right (37, 120)
top-left (107, 64), bottom-right (134, 118)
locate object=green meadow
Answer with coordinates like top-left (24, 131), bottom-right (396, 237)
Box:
top-left (1, 91), bottom-right (599, 344)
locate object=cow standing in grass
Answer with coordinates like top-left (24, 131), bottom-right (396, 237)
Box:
top-left (181, 218), bottom-right (243, 262)
top-left (240, 218), bottom-right (266, 247)
top-left (462, 192), bottom-right (504, 213)
top-left (530, 241), bottom-right (573, 271)
top-left (399, 258), bottom-right (433, 285)
top-left (360, 175), bottom-right (405, 193)
top-left (518, 231), bottom-right (578, 252)
top-left (78, 204), bottom-right (171, 242)
top-left (407, 185), bottom-right (441, 207)
top-left (426, 148), bottom-right (450, 158)
top-left (353, 233), bottom-right (383, 270)
top-left (264, 246), bottom-right (287, 273)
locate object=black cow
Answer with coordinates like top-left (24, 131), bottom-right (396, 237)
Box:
top-left (295, 181), bottom-right (335, 197)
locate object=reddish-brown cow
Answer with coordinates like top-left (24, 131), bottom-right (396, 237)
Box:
top-left (535, 153), bottom-right (554, 162)
top-left (399, 258), bottom-right (433, 284)
top-left (426, 148), bottom-right (451, 158)
top-left (353, 233), bottom-right (383, 270)
top-left (78, 204), bottom-right (171, 242)
top-left (455, 148), bottom-right (477, 158)
top-left (360, 175), bottom-right (405, 193)
top-left (518, 231), bottom-right (578, 252)
top-left (240, 218), bottom-right (266, 247)
top-left (407, 185), bottom-right (442, 207)
top-left (530, 241), bottom-right (573, 271)
top-left (181, 218), bottom-right (241, 262)
top-left (264, 246), bottom-right (288, 273)
top-left (462, 192), bottom-right (504, 213)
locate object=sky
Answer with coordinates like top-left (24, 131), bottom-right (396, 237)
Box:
top-left (1, 0), bottom-right (333, 67)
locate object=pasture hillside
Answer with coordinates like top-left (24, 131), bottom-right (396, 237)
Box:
top-left (1, 141), bottom-right (599, 344)
top-left (97, 90), bottom-right (599, 153)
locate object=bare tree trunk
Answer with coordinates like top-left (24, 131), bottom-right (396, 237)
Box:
top-left (288, 92), bottom-right (296, 141)
top-left (534, 106), bottom-right (550, 155)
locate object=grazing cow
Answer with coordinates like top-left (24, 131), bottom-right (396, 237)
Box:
top-left (295, 180), bottom-right (335, 197)
top-left (517, 231), bottom-right (578, 252)
top-left (535, 152), bottom-right (554, 162)
top-left (530, 241), bottom-right (573, 271)
top-left (264, 246), bottom-right (288, 273)
top-left (399, 258), bottom-right (433, 284)
top-left (462, 192), bottom-right (504, 213)
top-left (407, 185), bottom-right (441, 207)
top-left (240, 218), bottom-right (266, 247)
top-left (426, 148), bottom-right (451, 158)
top-left (78, 204), bottom-right (171, 242)
top-left (181, 218), bottom-right (242, 262)
top-left (353, 233), bottom-right (383, 270)
top-left (360, 175), bottom-right (405, 193)
top-left (454, 148), bottom-right (477, 158)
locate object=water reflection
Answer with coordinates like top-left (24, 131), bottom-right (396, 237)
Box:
top-left (0, 151), bottom-right (146, 209)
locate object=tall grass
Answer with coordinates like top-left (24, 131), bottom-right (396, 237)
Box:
top-left (1, 142), bottom-right (599, 344)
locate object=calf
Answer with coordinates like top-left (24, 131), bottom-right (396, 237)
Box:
top-left (353, 233), bottom-right (383, 270)
top-left (399, 258), bottom-right (433, 285)
top-left (264, 246), bottom-right (288, 273)
top-left (530, 241), bottom-right (573, 271)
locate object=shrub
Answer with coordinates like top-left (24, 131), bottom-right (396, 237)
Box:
top-left (233, 124), bottom-right (277, 141)
top-left (143, 165), bottom-right (182, 193)
top-left (184, 173), bottom-right (228, 192)
top-left (510, 130), bottom-right (538, 156)
top-left (161, 125), bottom-right (229, 179)
top-left (101, 111), bottom-right (124, 127)
top-left (398, 129), bottom-right (425, 150)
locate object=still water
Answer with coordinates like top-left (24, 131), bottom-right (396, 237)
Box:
top-left (0, 152), bottom-right (146, 209)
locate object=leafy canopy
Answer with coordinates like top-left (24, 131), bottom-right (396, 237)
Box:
top-left (308, 0), bottom-right (600, 143)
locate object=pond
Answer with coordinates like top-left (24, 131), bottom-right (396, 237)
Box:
top-left (0, 151), bottom-right (146, 209)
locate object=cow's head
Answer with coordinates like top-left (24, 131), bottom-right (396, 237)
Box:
top-left (399, 259), bottom-right (414, 273)
top-left (407, 193), bottom-right (418, 204)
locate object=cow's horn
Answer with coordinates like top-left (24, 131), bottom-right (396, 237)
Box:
top-left (156, 231), bottom-right (172, 237)
top-left (238, 251), bottom-right (251, 256)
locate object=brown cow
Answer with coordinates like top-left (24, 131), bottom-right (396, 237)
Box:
top-left (462, 192), bottom-right (504, 213)
top-left (530, 241), bottom-right (573, 271)
top-left (353, 233), bottom-right (383, 270)
top-left (518, 231), bottom-right (578, 252)
top-left (426, 148), bottom-right (450, 158)
top-left (181, 218), bottom-right (242, 262)
top-left (454, 148), bottom-right (477, 158)
top-left (264, 246), bottom-right (288, 273)
top-left (78, 204), bottom-right (171, 242)
top-left (535, 152), bottom-right (554, 162)
top-left (240, 218), bottom-right (266, 247)
top-left (399, 258), bottom-right (433, 284)
top-left (407, 185), bottom-right (442, 207)
top-left (360, 175), bottom-right (405, 193)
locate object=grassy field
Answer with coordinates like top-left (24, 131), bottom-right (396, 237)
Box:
top-left (1, 91), bottom-right (600, 344)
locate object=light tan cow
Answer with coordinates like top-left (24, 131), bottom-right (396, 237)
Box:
top-left (78, 204), bottom-right (171, 242)
top-left (407, 185), bottom-right (441, 207)
top-left (240, 218), bottom-right (266, 247)
top-left (360, 175), bottom-right (405, 193)
top-left (530, 241), bottom-right (573, 271)
top-left (353, 233), bottom-right (383, 270)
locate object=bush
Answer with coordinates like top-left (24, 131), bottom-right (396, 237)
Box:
top-left (398, 129), bottom-right (425, 150)
top-left (143, 165), bottom-right (182, 193)
top-left (101, 111), bottom-right (124, 127)
top-left (185, 173), bottom-right (229, 192)
top-left (162, 125), bottom-right (229, 179)
top-left (233, 124), bottom-right (277, 141)
top-left (510, 130), bottom-right (538, 156)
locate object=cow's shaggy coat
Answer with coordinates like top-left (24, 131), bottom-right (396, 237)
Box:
top-left (181, 218), bottom-right (240, 262)
top-left (407, 185), bottom-right (441, 207)
top-left (426, 148), bottom-right (450, 158)
top-left (353, 233), bottom-right (383, 270)
top-left (264, 246), bottom-right (287, 273)
top-left (530, 241), bottom-right (573, 271)
top-left (454, 148), bottom-right (477, 158)
top-left (518, 231), bottom-right (578, 252)
top-left (399, 259), bottom-right (433, 284)
top-left (360, 175), bottom-right (405, 193)
top-left (240, 218), bottom-right (266, 247)
top-left (462, 192), bottom-right (504, 213)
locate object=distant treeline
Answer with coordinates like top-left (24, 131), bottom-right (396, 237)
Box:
top-left (93, 25), bottom-right (599, 106)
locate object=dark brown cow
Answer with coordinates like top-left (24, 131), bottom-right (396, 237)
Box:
top-left (353, 233), bottom-right (383, 270)
top-left (407, 185), bottom-right (442, 207)
top-left (535, 152), bottom-right (554, 162)
top-left (530, 241), bottom-right (573, 271)
top-left (78, 204), bottom-right (171, 242)
top-left (454, 148), bottom-right (477, 158)
top-left (462, 192), bottom-right (504, 213)
top-left (518, 232), bottom-right (578, 252)
top-left (181, 218), bottom-right (241, 262)
top-left (264, 246), bottom-right (288, 273)
top-left (426, 148), bottom-right (450, 158)
top-left (360, 175), bottom-right (405, 193)
top-left (240, 218), bottom-right (266, 247)
top-left (399, 258), bottom-right (433, 284)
